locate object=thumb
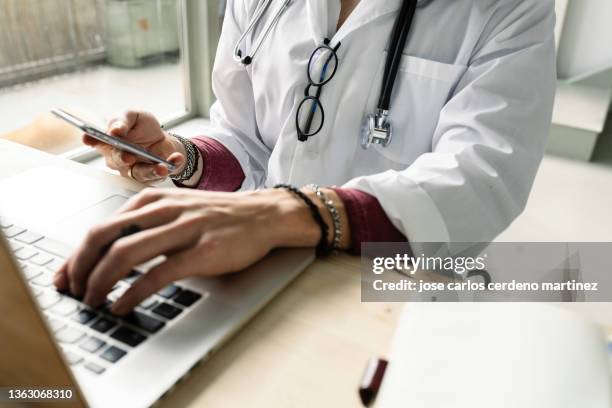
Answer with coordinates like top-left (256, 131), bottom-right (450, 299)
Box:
top-left (167, 152), bottom-right (186, 176)
top-left (108, 121), bottom-right (129, 138)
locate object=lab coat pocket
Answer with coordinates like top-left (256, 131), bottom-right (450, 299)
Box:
top-left (368, 54), bottom-right (467, 165)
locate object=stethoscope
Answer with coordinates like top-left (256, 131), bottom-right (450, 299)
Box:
top-left (233, 0), bottom-right (424, 150)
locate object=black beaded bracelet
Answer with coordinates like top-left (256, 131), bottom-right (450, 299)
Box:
top-left (169, 134), bottom-right (199, 183)
top-left (274, 184), bottom-right (331, 257)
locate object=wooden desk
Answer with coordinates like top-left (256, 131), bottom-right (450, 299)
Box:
top-left (0, 139), bottom-right (402, 407)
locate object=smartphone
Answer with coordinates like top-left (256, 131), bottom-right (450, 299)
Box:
top-left (51, 108), bottom-right (177, 173)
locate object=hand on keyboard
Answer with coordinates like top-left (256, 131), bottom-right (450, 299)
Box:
top-left (53, 187), bottom-right (308, 315)
top-left (1, 218), bottom-right (204, 374)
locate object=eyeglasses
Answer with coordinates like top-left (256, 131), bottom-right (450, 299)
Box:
top-left (296, 38), bottom-right (342, 142)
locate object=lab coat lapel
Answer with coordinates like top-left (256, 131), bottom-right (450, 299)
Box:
top-left (333, 0), bottom-right (403, 44)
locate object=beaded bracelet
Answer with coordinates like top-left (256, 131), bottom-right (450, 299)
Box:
top-left (169, 133), bottom-right (199, 183)
top-left (306, 184), bottom-right (342, 251)
top-left (274, 184), bottom-right (331, 256)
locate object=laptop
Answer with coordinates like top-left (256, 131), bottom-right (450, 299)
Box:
top-left (0, 165), bottom-right (314, 408)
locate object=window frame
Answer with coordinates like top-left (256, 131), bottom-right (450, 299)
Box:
top-left (68, 0), bottom-right (220, 163)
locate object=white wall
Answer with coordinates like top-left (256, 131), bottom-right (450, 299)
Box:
top-left (557, 0), bottom-right (612, 80)
top-left (554, 0), bottom-right (568, 51)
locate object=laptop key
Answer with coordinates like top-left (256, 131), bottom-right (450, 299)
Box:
top-left (64, 351), bottom-right (83, 366)
top-left (122, 270), bottom-right (143, 285)
top-left (0, 218), bottom-right (12, 228)
top-left (73, 309), bottom-right (97, 324)
top-left (152, 303), bottom-right (183, 320)
top-left (85, 362), bottom-right (106, 375)
top-left (56, 327), bottom-right (86, 344)
top-left (80, 337), bottom-right (106, 353)
top-left (29, 253), bottom-right (55, 266)
top-left (101, 346), bottom-right (127, 363)
top-left (173, 289), bottom-right (203, 307)
top-left (45, 258), bottom-right (65, 273)
top-left (34, 237), bottom-right (73, 259)
top-left (15, 230), bottom-right (44, 245)
top-left (3, 225), bottom-right (26, 238)
top-left (138, 296), bottom-right (158, 310)
top-left (48, 318), bottom-right (66, 333)
top-left (91, 317), bottom-right (116, 333)
top-left (14, 247), bottom-right (38, 260)
top-left (108, 285), bottom-right (128, 301)
top-left (8, 240), bottom-right (23, 252)
top-left (37, 292), bottom-right (61, 309)
top-left (23, 266), bottom-right (44, 280)
top-left (111, 326), bottom-right (147, 347)
top-left (50, 298), bottom-right (79, 317)
top-left (123, 311), bottom-right (165, 334)
top-left (157, 284), bottom-right (180, 299)
top-left (32, 273), bottom-right (55, 287)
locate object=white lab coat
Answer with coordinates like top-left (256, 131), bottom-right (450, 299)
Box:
top-left (205, 0), bottom-right (556, 243)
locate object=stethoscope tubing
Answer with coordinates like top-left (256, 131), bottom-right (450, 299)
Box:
top-left (379, 0), bottom-right (418, 111)
top-left (234, 0), bottom-right (292, 65)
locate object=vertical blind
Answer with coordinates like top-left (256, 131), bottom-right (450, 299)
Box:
top-left (0, 0), bottom-right (105, 87)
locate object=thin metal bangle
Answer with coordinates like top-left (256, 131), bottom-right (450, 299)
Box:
top-left (306, 184), bottom-right (342, 251)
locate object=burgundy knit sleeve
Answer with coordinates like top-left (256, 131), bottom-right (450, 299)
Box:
top-left (180, 136), bottom-right (245, 192)
top-left (332, 188), bottom-right (407, 255)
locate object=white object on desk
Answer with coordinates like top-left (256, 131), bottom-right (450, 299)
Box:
top-left (376, 303), bottom-right (612, 408)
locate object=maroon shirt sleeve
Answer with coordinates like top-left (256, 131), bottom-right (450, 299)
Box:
top-left (182, 136), bottom-right (246, 192)
top-left (183, 136), bottom-right (407, 253)
top-left (333, 188), bottom-right (407, 255)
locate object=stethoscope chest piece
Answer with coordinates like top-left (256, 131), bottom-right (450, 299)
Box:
top-left (361, 109), bottom-right (392, 149)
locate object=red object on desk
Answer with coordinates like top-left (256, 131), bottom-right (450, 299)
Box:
top-left (359, 357), bottom-right (388, 407)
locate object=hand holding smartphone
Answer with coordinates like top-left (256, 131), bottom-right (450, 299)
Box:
top-left (51, 108), bottom-right (177, 173)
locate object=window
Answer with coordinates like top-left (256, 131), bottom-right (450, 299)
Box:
top-left (0, 0), bottom-right (198, 156)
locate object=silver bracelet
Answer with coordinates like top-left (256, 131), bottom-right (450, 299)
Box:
top-left (306, 184), bottom-right (342, 250)
top-left (169, 133), bottom-right (199, 183)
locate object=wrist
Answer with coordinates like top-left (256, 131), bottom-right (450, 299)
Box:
top-left (317, 188), bottom-right (352, 251)
top-left (254, 187), bottom-right (351, 252)
top-left (254, 189), bottom-right (321, 248)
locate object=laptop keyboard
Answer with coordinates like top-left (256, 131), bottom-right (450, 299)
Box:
top-left (0, 218), bottom-right (205, 375)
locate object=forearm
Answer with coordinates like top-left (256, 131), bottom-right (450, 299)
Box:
top-left (170, 135), bottom-right (405, 253)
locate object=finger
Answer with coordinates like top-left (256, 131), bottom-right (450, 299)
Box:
top-left (130, 163), bottom-right (167, 183)
top-left (66, 201), bottom-right (181, 297)
top-left (82, 216), bottom-right (201, 306)
top-left (111, 246), bottom-right (200, 315)
top-left (83, 134), bottom-right (101, 147)
top-left (166, 152), bottom-right (186, 176)
top-left (128, 150), bottom-right (185, 182)
top-left (53, 262), bottom-right (70, 292)
top-left (115, 187), bottom-right (168, 214)
top-left (108, 111), bottom-right (139, 138)
top-left (111, 148), bottom-right (137, 169)
top-left (120, 151), bottom-right (138, 166)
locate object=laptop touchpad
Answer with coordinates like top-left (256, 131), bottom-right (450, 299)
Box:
top-left (55, 194), bottom-right (129, 246)
top-left (0, 166), bottom-right (135, 245)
